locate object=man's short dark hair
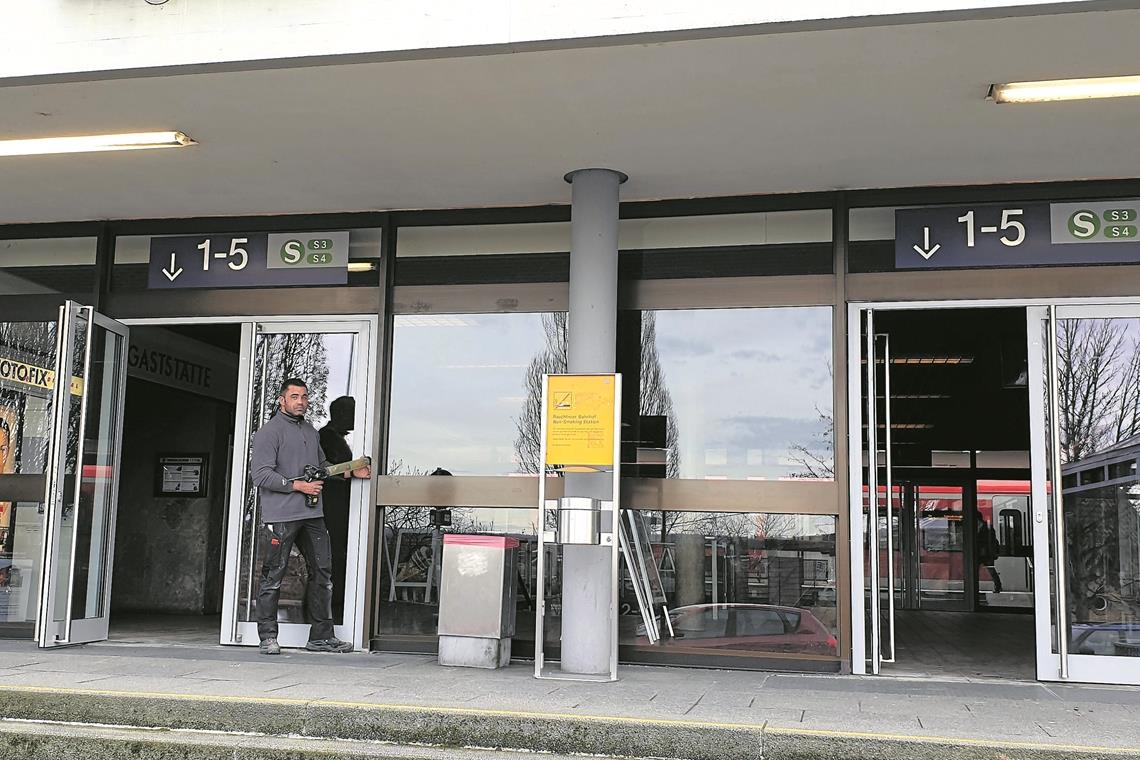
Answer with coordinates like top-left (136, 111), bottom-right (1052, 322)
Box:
top-left (279, 377), bottom-right (308, 396)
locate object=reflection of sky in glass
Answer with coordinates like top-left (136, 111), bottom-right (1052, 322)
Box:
top-left (650, 307), bottom-right (832, 480)
top-left (387, 314), bottom-right (549, 475)
top-left (315, 333), bottom-right (354, 431)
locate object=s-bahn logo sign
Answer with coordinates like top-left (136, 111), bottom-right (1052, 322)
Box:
top-left (895, 200), bottom-right (1140, 269)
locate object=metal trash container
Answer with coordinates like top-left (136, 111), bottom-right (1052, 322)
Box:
top-left (437, 534), bottom-right (518, 668)
top-left (557, 496), bottom-right (602, 545)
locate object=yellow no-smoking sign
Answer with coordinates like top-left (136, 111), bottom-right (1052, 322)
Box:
top-left (544, 374), bottom-right (617, 467)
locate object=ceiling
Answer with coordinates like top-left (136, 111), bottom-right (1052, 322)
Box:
top-left (1, 7), bottom-right (1139, 224)
top-left (872, 308), bottom-right (1030, 467)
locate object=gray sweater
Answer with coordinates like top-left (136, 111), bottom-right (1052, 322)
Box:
top-left (250, 411), bottom-right (331, 523)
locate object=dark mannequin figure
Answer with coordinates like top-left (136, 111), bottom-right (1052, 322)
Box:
top-left (319, 397), bottom-right (355, 621)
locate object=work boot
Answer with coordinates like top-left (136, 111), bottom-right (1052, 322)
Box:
top-left (259, 638), bottom-right (281, 655)
top-left (305, 637), bottom-right (353, 653)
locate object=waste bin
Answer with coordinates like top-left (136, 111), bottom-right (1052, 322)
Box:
top-left (437, 534), bottom-right (518, 668)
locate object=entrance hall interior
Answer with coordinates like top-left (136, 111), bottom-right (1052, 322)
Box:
top-left (106, 324), bottom-right (241, 648)
top-left (865, 307), bottom-right (1035, 680)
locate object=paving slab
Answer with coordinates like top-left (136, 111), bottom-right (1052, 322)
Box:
top-left (0, 640), bottom-right (1136, 758)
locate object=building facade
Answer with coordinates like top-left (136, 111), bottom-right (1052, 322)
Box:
top-left (1, 1), bottom-right (1139, 686)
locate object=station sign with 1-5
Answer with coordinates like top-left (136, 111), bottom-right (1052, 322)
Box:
top-left (895, 200), bottom-right (1140, 269)
top-left (147, 231), bottom-right (350, 289)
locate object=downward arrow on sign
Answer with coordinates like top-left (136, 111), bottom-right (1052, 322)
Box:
top-left (912, 226), bottom-right (941, 260)
top-left (162, 252), bottom-right (184, 282)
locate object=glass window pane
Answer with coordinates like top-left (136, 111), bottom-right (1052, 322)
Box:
top-left (0, 321), bottom-right (57, 629)
top-left (387, 313), bottom-right (565, 476)
top-left (1108, 460), bottom-right (1136, 480)
top-left (639, 306), bottom-right (833, 480)
top-left (0, 238), bottom-right (96, 295)
top-left (69, 326), bottom-right (126, 620)
top-left (619, 511), bottom-right (838, 659)
top-left (1055, 317), bottom-right (1140, 657)
top-left (377, 506), bottom-right (539, 645)
top-left (619, 210), bottom-right (833, 279)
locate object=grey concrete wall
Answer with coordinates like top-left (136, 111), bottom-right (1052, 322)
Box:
top-left (111, 378), bottom-right (233, 615)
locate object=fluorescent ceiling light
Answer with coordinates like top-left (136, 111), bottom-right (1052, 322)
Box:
top-left (0, 131), bottom-right (195, 157)
top-left (892, 355), bottom-right (974, 365)
top-left (863, 356), bottom-right (974, 365)
top-left (346, 261), bottom-right (375, 273)
top-left (395, 315), bottom-right (473, 328)
top-left (989, 75), bottom-right (1140, 104)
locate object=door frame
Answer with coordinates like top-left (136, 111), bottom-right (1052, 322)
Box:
top-left (897, 476), bottom-right (978, 614)
top-left (119, 315), bottom-right (379, 650)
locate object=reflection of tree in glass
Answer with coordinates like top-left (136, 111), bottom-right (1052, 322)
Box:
top-left (260, 334), bottom-right (330, 428)
top-left (668, 511), bottom-right (797, 539)
top-left (1056, 319), bottom-right (1140, 628)
top-left (790, 363), bottom-right (833, 479)
top-left (383, 459), bottom-right (431, 533)
top-left (790, 412), bottom-right (833, 479)
top-left (514, 314), bottom-right (566, 474)
top-left (513, 312), bottom-right (680, 476)
top-left (1057, 319), bottom-right (1140, 463)
top-left (640, 314), bottom-right (680, 478)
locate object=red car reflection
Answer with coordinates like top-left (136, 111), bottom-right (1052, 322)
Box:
top-left (641, 603), bottom-right (837, 656)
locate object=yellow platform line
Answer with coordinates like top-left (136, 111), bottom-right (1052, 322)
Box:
top-left (0, 684), bottom-right (1136, 756)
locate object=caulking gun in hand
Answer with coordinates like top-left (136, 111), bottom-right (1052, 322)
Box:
top-left (289, 456), bottom-right (372, 507)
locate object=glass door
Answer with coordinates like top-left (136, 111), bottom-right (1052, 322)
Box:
top-left (905, 482), bottom-right (973, 612)
top-left (35, 302), bottom-right (130, 648)
top-left (1030, 305), bottom-right (1140, 684)
top-left (220, 319), bottom-right (375, 649)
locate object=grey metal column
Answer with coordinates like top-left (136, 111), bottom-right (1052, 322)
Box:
top-left (561, 168), bottom-right (626, 675)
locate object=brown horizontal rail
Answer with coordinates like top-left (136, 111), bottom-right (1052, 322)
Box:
top-left (376, 475), bottom-right (839, 515)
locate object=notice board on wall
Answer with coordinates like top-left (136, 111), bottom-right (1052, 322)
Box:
top-left (155, 454), bottom-right (208, 498)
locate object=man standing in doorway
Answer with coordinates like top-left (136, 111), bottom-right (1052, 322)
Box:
top-left (251, 378), bottom-right (370, 655)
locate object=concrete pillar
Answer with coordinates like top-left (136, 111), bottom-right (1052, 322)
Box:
top-left (674, 533), bottom-right (706, 608)
top-left (560, 168), bottom-right (626, 676)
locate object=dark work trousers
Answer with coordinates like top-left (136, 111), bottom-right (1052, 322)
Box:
top-left (256, 518), bottom-right (334, 642)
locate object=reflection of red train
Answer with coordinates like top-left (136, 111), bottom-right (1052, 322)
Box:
top-left (865, 480), bottom-right (1033, 600)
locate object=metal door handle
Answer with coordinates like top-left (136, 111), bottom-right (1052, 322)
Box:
top-left (1046, 306), bottom-right (1070, 679)
top-left (879, 333), bottom-right (896, 664)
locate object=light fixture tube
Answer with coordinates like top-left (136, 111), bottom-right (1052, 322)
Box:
top-left (990, 75), bottom-right (1140, 104)
top-left (0, 131), bottom-right (195, 157)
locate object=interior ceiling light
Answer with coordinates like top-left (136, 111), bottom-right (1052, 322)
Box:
top-left (989, 75), bottom-right (1140, 104)
top-left (0, 131), bottom-right (195, 157)
top-left (863, 356), bottom-right (973, 365)
top-left (346, 262), bottom-right (375, 273)
top-left (892, 355), bottom-right (973, 365)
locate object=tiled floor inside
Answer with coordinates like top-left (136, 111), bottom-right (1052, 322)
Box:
top-left (884, 609), bottom-right (1036, 680)
top-left (105, 613), bottom-right (222, 649)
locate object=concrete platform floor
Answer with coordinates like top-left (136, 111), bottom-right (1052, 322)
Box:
top-left (0, 631), bottom-right (1136, 758)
